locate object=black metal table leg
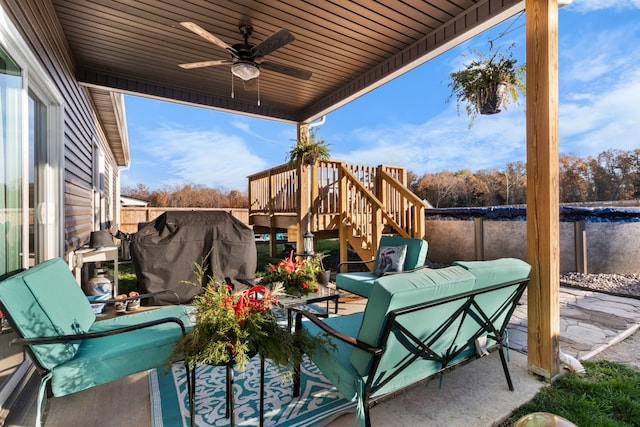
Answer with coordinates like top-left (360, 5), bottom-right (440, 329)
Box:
top-left (226, 364), bottom-right (235, 426)
top-left (190, 365), bottom-right (196, 427)
top-left (260, 355), bottom-right (265, 427)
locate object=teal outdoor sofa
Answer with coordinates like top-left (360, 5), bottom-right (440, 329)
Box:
top-left (295, 257), bottom-right (531, 427)
top-left (335, 235), bottom-right (429, 298)
top-left (0, 258), bottom-right (195, 426)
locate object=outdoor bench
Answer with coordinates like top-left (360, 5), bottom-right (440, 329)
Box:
top-left (0, 257), bottom-right (195, 426)
top-left (335, 235), bottom-right (429, 298)
top-left (295, 257), bottom-right (531, 427)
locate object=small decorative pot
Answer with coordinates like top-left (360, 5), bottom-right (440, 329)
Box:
top-left (477, 82), bottom-right (508, 115)
top-left (316, 270), bottom-right (331, 286)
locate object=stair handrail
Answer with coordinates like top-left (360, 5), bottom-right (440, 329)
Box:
top-left (379, 169), bottom-right (427, 238)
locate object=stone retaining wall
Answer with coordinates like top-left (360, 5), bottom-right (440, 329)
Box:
top-left (426, 216), bottom-right (640, 274)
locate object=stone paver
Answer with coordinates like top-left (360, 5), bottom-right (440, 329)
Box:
top-left (508, 286), bottom-right (640, 359)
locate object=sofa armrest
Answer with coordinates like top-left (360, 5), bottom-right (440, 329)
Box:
top-left (10, 316), bottom-right (188, 346)
top-left (293, 308), bottom-right (382, 356)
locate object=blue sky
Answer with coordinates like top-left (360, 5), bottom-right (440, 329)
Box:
top-left (121, 1), bottom-right (640, 192)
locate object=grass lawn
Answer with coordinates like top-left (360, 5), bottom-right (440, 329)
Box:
top-left (500, 360), bottom-right (640, 426)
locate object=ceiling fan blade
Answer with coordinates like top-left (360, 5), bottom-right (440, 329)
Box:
top-left (180, 22), bottom-right (238, 56)
top-left (178, 59), bottom-right (232, 69)
top-left (251, 29), bottom-right (295, 58)
top-left (260, 61), bottom-right (312, 80)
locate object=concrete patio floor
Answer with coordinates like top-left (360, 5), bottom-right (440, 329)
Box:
top-left (5, 286), bottom-right (640, 427)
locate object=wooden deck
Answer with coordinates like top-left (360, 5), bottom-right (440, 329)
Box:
top-left (248, 160), bottom-right (426, 266)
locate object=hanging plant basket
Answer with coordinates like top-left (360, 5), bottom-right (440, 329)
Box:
top-left (446, 42), bottom-right (525, 128)
top-left (477, 82), bottom-right (508, 115)
top-left (302, 152), bottom-right (319, 166)
top-left (286, 128), bottom-right (331, 167)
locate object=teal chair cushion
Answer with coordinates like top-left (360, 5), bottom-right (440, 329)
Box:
top-left (0, 258), bottom-right (96, 369)
top-left (453, 258), bottom-right (531, 349)
top-left (336, 237), bottom-right (428, 298)
top-left (50, 305), bottom-right (194, 396)
top-left (334, 272), bottom-right (377, 298)
top-left (300, 312), bottom-right (364, 402)
top-left (350, 266), bottom-right (477, 377)
top-left (452, 258), bottom-right (531, 289)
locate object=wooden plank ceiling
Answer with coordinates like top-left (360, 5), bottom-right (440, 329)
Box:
top-left (52, 0), bottom-right (523, 124)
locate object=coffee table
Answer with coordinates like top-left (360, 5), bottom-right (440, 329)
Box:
top-left (277, 285), bottom-right (342, 331)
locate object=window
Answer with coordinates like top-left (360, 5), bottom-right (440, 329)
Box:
top-left (0, 6), bottom-right (64, 407)
top-left (0, 44), bottom-right (22, 277)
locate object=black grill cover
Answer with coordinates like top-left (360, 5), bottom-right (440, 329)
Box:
top-left (131, 211), bottom-right (256, 305)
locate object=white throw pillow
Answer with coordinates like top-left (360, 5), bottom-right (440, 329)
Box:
top-left (375, 245), bottom-right (408, 277)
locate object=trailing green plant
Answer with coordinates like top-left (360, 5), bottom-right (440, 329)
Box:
top-left (447, 42), bottom-right (526, 128)
top-left (286, 128), bottom-right (331, 166)
top-left (172, 256), bottom-right (321, 376)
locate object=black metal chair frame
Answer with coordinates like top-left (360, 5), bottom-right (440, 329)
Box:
top-left (1, 290), bottom-right (195, 427)
top-left (295, 278), bottom-right (529, 427)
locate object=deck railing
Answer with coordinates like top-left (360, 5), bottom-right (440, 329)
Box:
top-left (248, 160), bottom-right (426, 264)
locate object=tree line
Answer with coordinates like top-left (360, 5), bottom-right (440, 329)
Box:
top-left (409, 149), bottom-right (640, 208)
top-left (122, 183), bottom-right (248, 208)
top-left (123, 149), bottom-right (640, 209)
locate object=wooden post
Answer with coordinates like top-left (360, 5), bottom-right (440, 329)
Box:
top-left (296, 123), bottom-right (310, 254)
top-left (267, 169), bottom-right (278, 257)
top-left (474, 217), bottom-right (484, 261)
top-left (526, 0), bottom-right (561, 381)
top-left (338, 164), bottom-right (348, 270)
top-left (574, 221), bottom-right (587, 274)
top-left (310, 162), bottom-right (319, 233)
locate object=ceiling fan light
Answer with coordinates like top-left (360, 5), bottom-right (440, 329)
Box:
top-left (231, 61), bottom-right (260, 81)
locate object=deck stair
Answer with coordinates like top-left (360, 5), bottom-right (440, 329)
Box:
top-left (248, 160), bottom-right (426, 269)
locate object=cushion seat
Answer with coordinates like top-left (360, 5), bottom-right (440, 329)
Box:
top-left (334, 272), bottom-right (377, 297)
top-left (50, 305), bottom-right (192, 396)
top-left (299, 257), bottom-right (531, 427)
top-left (336, 236), bottom-right (428, 298)
top-left (0, 257), bottom-right (195, 425)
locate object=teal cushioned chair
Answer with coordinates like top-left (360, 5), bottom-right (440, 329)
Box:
top-left (0, 258), bottom-right (195, 426)
top-left (296, 259), bottom-right (530, 427)
top-left (335, 235), bottom-right (428, 298)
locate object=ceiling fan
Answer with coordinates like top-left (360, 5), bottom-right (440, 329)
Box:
top-left (178, 22), bottom-right (312, 82)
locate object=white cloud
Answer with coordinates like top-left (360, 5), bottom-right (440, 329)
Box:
top-left (560, 24), bottom-right (640, 84)
top-left (134, 124), bottom-right (267, 190)
top-left (560, 67), bottom-right (640, 154)
top-left (333, 104), bottom-right (527, 175)
top-left (570, 0), bottom-right (640, 12)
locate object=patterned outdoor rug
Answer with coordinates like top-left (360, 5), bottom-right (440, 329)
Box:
top-left (149, 357), bottom-right (355, 427)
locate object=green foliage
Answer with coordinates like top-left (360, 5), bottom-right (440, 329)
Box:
top-left (172, 259), bottom-right (320, 375)
top-left (111, 262), bottom-right (137, 294)
top-left (501, 360), bottom-right (640, 426)
top-left (447, 43), bottom-right (526, 128)
top-left (286, 128), bottom-right (331, 166)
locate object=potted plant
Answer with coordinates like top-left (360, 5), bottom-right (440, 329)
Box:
top-left (447, 42), bottom-right (526, 128)
top-left (286, 128), bottom-right (331, 166)
top-left (172, 259), bottom-right (316, 374)
top-left (258, 251), bottom-right (321, 296)
top-left (309, 252), bottom-right (331, 286)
